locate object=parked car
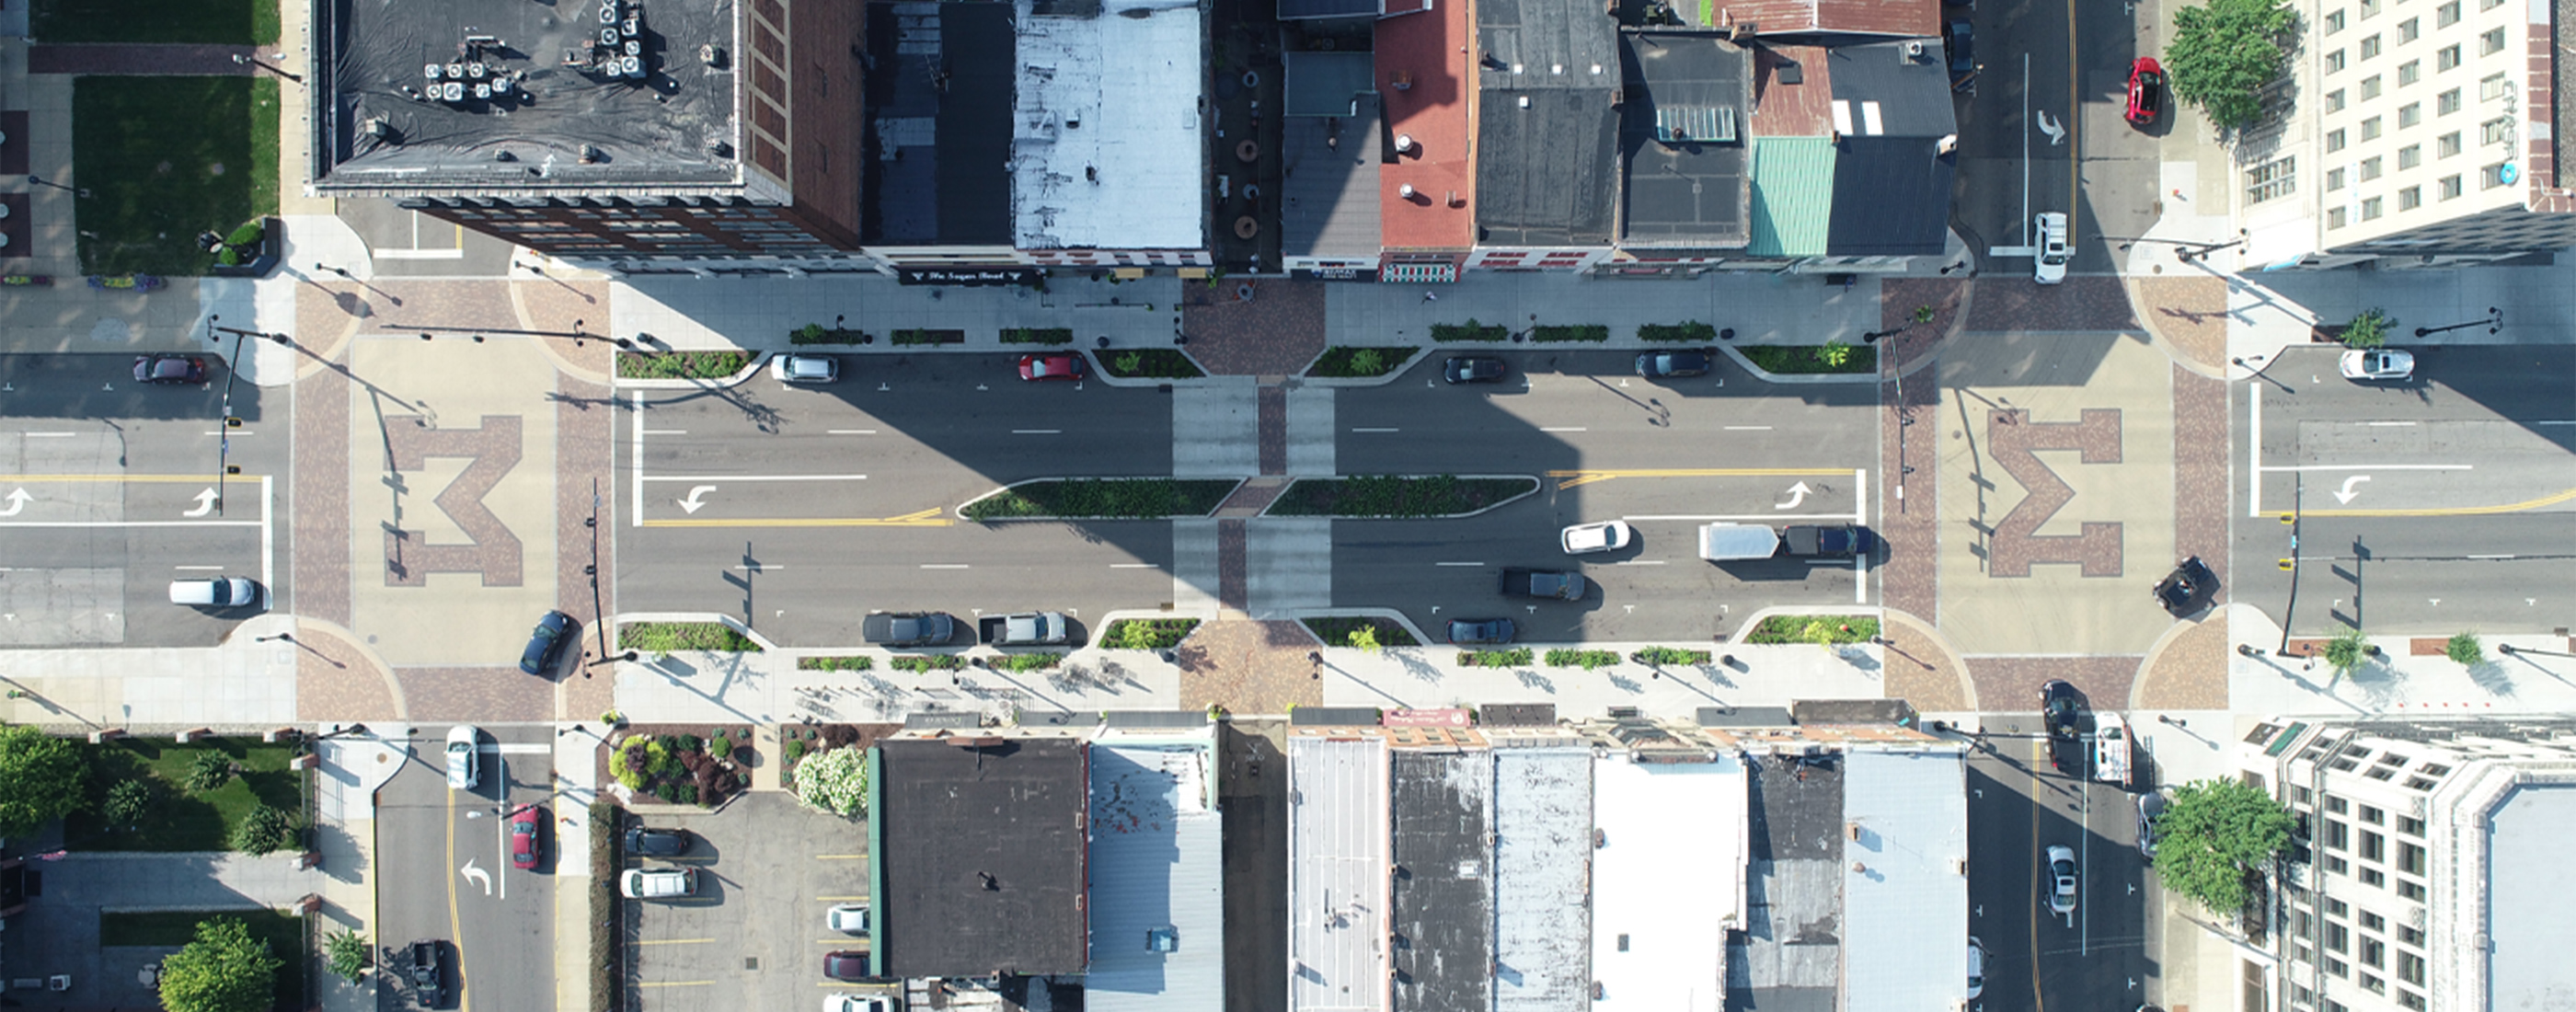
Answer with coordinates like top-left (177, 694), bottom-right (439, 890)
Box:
top-left (823, 950), bottom-right (873, 981)
top-left (1443, 355), bottom-right (1508, 385)
top-left (509, 805), bottom-right (544, 869)
top-left (1966, 937), bottom-right (1986, 998)
top-left (1635, 350), bottom-right (1711, 378)
top-left (2135, 790), bottom-right (2168, 858)
top-left (2045, 845), bottom-right (2079, 914)
top-left (2041, 680), bottom-right (2082, 741)
top-left (2339, 349), bottom-right (2415, 381)
top-left (2152, 556), bottom-right (2218, 615)
top-left (2126, 57), bottom-right (2166, 124)
top-left (1946, 17), bottom-right (1976, 90)
top-left (827, 903), bottom-right (870, 935)
top-left (519, 610), bottom-right (574, 675)
top-left (132, 353), bottom-right (208, 385)
top-left (620, 867), bottom-right (697, 899)
top-left (771, 353), bottom-right (840, 384)
top-left (1560, 520), bottom-right (1633, 555)
top-left (445, 726), bottom-right (480, 790)
top-left (980, 612), bottom-right (1073, 646)
top-left (1781, 523), bottom-right (1869, 558)
top-left (1447, 617), bottom-right (1517, 645)
top-left (824, 997), bottom-right (892, 1012)
top-left (861, 611), bottom-right (956, 647)
top-left (1018, 352), bottom-right (1087, 382)
top-left (168, 577), bottom-right (259, 608)
top-left (624, 826), bottom-right (692, 857)
top-left (2034, 212), bottom-right (2070, 284)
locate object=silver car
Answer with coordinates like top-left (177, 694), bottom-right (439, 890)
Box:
top-left (2034, 213), bottom-right (2070, 284)
top-left (444, 726), bottom-right (480, 790)
top-left (2339, 348), bottom-right (2414, 381)
top-left (771, 353), bottom-right (840, 384)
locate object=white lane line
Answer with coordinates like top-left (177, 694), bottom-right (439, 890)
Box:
top-left (920, 564), bottom-right (970, 569)
top-left (1435, 561), bottom-right (1484, 567)
top-left (641, 429), bottom-right (687, 435)
top-left (632, 391), bottom-right (647, 528)
top-left (1110, 563), bottom-right (1156, 569)
top-left (1615, 559), bottom-right (1668, 566)
top-left (2256, 464), bottom-right (2472, 472)
top-left (24, 431), bottom-right (75, 438)
top-left (2248, 389), bottom-right (2263, 518)
top-left (1723, 426), bottom-right (1774, 431)
top-left (827, 430), bottom-right (879, 435)
top-left (1855, 467), bottom-right (1869, 605)
top-left (729, 564), bottom-right (780, 570)
top-left (174, 565), bottom-right (224, 570)
top-left (1539, 426), bottom-right (1588, 432)
top-left (1012, 429), bottom-right (1062, 435)
top-left (203, 431), bottom-right (254, 437)
top-left (0, 521), bottom-right (261, 528)
top-left (2533, 420), bottom-right (2576, 426)
top-left (640, 475), bottom-right (868, 482)
top-left (1622, 512), bottom-right (1863, 522)
top-left (1351, 427), bottom-right (1400, 433)
top-left (2467, 554), bottom-right (2518, 560)
top-left (260, 477), bottom-right (275, 602)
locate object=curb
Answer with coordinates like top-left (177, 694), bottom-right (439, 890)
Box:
top-left (1717, 344), bottom-right (1881, 385)
top-left (955, 477), bottom-right (1248, 522)
top-left (1285, 608), bottom-right (1437, 650)
top-left (1259, 474), bottom-right (1542, 520)
top-left (609, 614), bottom-right (783, 652)
top-left (610, 351), bottom-right (765, 390)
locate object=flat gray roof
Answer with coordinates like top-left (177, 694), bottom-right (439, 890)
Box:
top-left (1282, 97), bottom-right (1385, 259)
top-left (1288, 735), bottom-right (1390, 1012)
top-left (1474, 0), bottom-right (1619, 247)
top-left (1391, 751), bottom-right (1494, 1012)
top-left (1493, 746), bottom-right (1593, 1012)
top-left (878, 736), bottom-right (1090, 978)
top-left (2489, 783), bottom-right (2576, 1008)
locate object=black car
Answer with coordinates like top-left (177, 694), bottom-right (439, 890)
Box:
top-left (1443, 355), bottom-right (1508, 385)
top-left (132, 353), bottom-right (208, 385)
top-left (2041, 680), bottom-right (2081, 740)
top-left (624, 826), bottom-right (692, 857)
top-left (1946, 18), bottom-right (1976, 91)
top-left (2151, 556), bottom-right (2218, 615)
top-left (519, 610), bottom-right (574, 675)
top-left (1783, 523), bottom-right (1871, 558)
top-left (1447, 617), bottom-right (1517, 645)
top-left (862, 611), bottom-right (956, 647)
top-left (1635, 351), bottom-right (1712, 378)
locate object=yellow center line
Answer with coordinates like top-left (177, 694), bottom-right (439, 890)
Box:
top-left (2300, 486), bottom-right (2576, 518)
top-left (444, 788), bottom-right (471, 1012)
top-left (2029, 737), bottom-right (2049, 1012)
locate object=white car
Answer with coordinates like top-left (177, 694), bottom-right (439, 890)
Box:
top-left (444, 726), bottom-right (479, 790)
top-left (621, 868), bottom-right (698, 899)
top-left (2339, 348), bottom-right (2414, 381)
top-left (1560, 520), bottom-right (1634, 555)
top-left (1966, 937), bottom-right (1985, 998)
top-left (2046, 845), bottom-right (2078, 915)
top-left (2034, 213), bottom-right (2070, 284)
top-left (827, 903), bottom-right (870, 935)
top-left (771, 353), bottom-right (840, 384)
top-left (824, 996), bottom-right (891, 1012)
top-left (168, 577), bottom-right (259, 608)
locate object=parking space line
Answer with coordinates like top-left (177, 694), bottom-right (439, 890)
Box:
top-left (815, 895), bottom-right (870, 902)
top-left (203, 430), bottom-right (253, 436)
top-left (1539, 427), bottom-right (1587, 432)
top-left (1722, 426), bottom-right (1773, 431)
top-left (640, 429), bottom-right (687, 435)
top-left (23, 431), bottom-right (75, 438)
top-left (175, 565), bottom-right (225, 570)
top-left (1614, 559), bottom-right (1667, 566)
top-left (1110, 563), bottom-right (1156, 569)
top-left (1011, 429), bottom-right (1062, 434)
top-left (1553, 467), bottom-right (1846, 489)
top-left (920, 564), bottom-right (969, 569)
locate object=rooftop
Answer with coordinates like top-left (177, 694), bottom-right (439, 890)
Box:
top-left (1693, 0), bottom-right (1938, 37)
top-left (1009, 0), bottom-right (1205, 251)
top-left (1390, 751), bottom-right (1493, 1012)
top-left (1592, 753), bottom-right (1745, 1012)
top-left (1616, 32), bottom-right (1752, 247)
top-left (1820, 40), bottom-right (1956, 257)
top-left (1492, 746), bottom-right (1593, 1012)
top-left (1474, 0), bottom-right (1621, 247)
top-left (863, 1), bottom-right (1016, 246)
top-left (316, 0), bottom-right (739, 194)
top-left (1842, 748), bottom-right (1971, 1009)
top-left (1288, 734), bottom-right (1391, 1012)
top-left (1375, 4), bottom-right (1477, 249)
top-left (1282, 96), bottom-right (1386, 259)
top-left (1087, 731), bottom-right (1225, 1012)
top-left (878, 735), bottom-right (1090, 978)
top-left (1729, 750), bottom-right (1846, 1012)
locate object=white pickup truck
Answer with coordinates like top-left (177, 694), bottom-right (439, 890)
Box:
top-left (2094, 711), bottom-right (2133, 788)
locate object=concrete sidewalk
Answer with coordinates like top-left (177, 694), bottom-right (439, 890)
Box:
top-left (609, 641), bottom-right (1187, 726)
top-left (0, 613), bottom-right (300, 730)
top-left (310, 732), bottom-right (406, 1012)
top-left (2227, 603), bottom-right (2576, 717)
top-left (1321, 638), bottom-right (1899, 717)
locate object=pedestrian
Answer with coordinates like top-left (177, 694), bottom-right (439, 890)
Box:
top-left (1421, 291), bottom-right (1438, 303)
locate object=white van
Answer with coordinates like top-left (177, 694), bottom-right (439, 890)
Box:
top-left (169, 577), bottom-right (259, 608)
top-left (1697, 523), bottom-right (1781, 561)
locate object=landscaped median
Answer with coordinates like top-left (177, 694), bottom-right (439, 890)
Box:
top-left (615, 350), bottom-right (754, 381)
top-left (960, 477), bottom-right (1242, 521)
top-left (1267, 475), bottom-right (1538, 518)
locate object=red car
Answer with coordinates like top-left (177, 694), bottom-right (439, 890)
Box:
top-left (2126, 57), bottom-right (2165, 125)
top-left (509, 804), bottom-right (544, 869)
top-left (132, 354), bottom-right (208, 385)
top-left (1018, 352), bottom-right (1087, 382)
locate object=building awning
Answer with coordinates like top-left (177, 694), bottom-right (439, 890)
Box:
top-left (2245, 217), bottom-right (2318, 270)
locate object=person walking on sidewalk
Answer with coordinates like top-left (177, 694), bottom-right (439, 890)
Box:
top-left (1421, 291), bottom-right (1438, 304)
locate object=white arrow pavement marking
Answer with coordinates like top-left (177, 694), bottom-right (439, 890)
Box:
top-left (2037, 109), bottom-right (2067, 145)
top-left (0, 489), bottom-right (28, 517)
top-left (2333, 475), bottom-right (2372, 504)
top-left (182, 489), bottom-right (219, 517)
top-left (460, 858), bottom-right (491, 896)
top-left (677, 486), bottom-right (717, 514)
top-left (1776, 481), bottom-right (1812, 510)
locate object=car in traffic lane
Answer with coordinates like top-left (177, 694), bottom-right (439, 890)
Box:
top-left (1560, 520), bottom-right (1633, 555)
top-left (2045, 845), bottom-right (2078, 915)
top-left (168, 577), bottom-right (259, 609)
top-left (445, 726), bottom-right (480, 790)
top-left (2034, 213), bottom-right (2070, 284)
top-left (519, 610), bottom-right (574, 674)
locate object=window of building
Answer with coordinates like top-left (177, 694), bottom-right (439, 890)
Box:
top-left (2294, 786), bottom-right (2317, 805)
top-left (2292, 983), bottom-right (2317, 1007)
top-left (2361, 937), bottom-right (2386, 968)
top-left (2296, 909), bottom-right (2317, 937)
top-left (2438, 44), bottom-right (2461, 70)
top-left (2400, 925), bottom-right (2424, 945)
top-left (2399, 60), bottom-right (2421, 85)
top-left (2398, 878), bottom-right (2429, 900)
top-left (2328, 922), bottom-right (2352, 954)
top-left (2398, 842), bottom-right (2426, 873)
top-left (2440, 88), bottom-right (2463, 113)
top-left (2360, 910), bottom-right (2386, 931)
top-left (2398, 951), bottom-right (2426, 984)
top-left (2329, 49), bottom-right (2349, 73)
top-left (2327, 956), bottom-right (2350, 978)
top-left (2479, 28), bottom-right (2506, 55)
top-left (2328, 88), bottom-right (2349, 111)
top-left (2329, 206), bottom-right (2351, 228)
top-left (2482, 73), bottom-right (2512, 100)
top-left (2295, 942), bottom-right (2317, 967)
top-left (2363, 117), bottom-right (2385, 140)
top-left (2362, 35), bottom-right (2384, 59)
top-left (2398, 816), bottom-right (2426, 835)
top-left (2482, 0), bottom-right (2506, 8)
top-left (2399, 991), bottom-right (2428, 1010)
top-left (2361, 830), bottom-right (2386, 859)
top-left (2248, 156), bottom-right (2299, 202)
top-left (2328, 797), bottom-right (2350, 814)
top-left (2398, 186), bottom-right (2421, 210)
top-left (2482, 117), bottom-right (2513, 144)
top-left (2363, 75), bottom-right (2385, 98)
top-left (2361, 157), bottom-right (2385, 181)
top-left (2399, 144), bottom-right (2422, 167)
top-left (2438, 0), bottom-right (2461, 25)
top-left (2329, 129), bottom-right (2350, 152)
top-left (2361, 974), bottom-right (2387, 995)
top-left (2326, 853), bottom-right (2352, 872)
top-left (2399, 17), bottom-right (2420, 41)
top-left (2329, 167), bottom-right (2349, 190)
top-left (2399, 103), bottom-right (2422, 127)
top-left (2440, 131), bottom-right (2463, 155)
top-left (2327, 7), bottom-right (2348, 31)
top-left (2363, 0), bottom-right (2382, 15)
top-left (2326, 819), bottom-right (2350, 849)
top-left (2407, 776), bottom-right (2440, 790)
top-left (2361, 865), bottom-right (2386, 885)
top-left (2420, 763), bottom-right (2453, 776)
top-left (2362, 197), bottom-right (2385, 220)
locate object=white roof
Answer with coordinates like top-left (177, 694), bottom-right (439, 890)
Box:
top-left (1288, 735), bottom-right (1390, 1012)
top-left (1494, 747), bottom-right (1594, 1012)
top-left (1011, 0), bottom-right (1205, 251)
top-left (1842, 748), bottom-right (1970, 1011)
top-left (1592, 753), bottom-right (1747, 1012)
top-left (1087, 730), bottom-right (1224, 1012)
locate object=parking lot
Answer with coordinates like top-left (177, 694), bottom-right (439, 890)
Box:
top-left (0, 354), bottom-right (290, 647)
top-left (625, 792), bottom-right (886, 1011)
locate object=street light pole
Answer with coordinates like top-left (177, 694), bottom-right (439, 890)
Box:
top-left (2412, 307), bottom-right (2501, 338)
top-left (206, 315), bottom-right (291, 516)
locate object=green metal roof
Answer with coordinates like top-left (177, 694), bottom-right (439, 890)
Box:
top-left (1746, 138), bottom-right (1836, 258)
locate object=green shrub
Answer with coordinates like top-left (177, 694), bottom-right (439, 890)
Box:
top-left (618, 622), bottom-right (762, 653)
top-left (1742, 615), bottom-right (1880, 644)
top-left (2445, 632), bottom-right (2483, 666)
top-left (1102, 349), bottom-right (1205, 379)
top-left (1630, 646), bottom-right (1714, 665)
top-left (1001, 328), bottom-right (1075, 344)
top-left (1457, 648), bottom-right (1535, 667)
top-left (1740, 344), bottom-right (1877, 375)
top-left (2340, 308), bottom-right (2394, 349)
top-left (2323, 627), bottom-right (2372, 674)
top-left (1270, 475), bottom-right (1537, 518)
top-left (793, 745), bottom-right (870, 818)
top-left (185, 751), bottom-right (236, 793)
top-left (1309, 346), bottom-right (1420, 378)
top-left (646, 738), bottom-right (676, 776)
top-left (104, 779), bottom-right (153, 825)
top-left (995, 652), bottom-right (1064, 673)
top-left (798, 656), bottom-right (874, 672)
top-left (673, 784), bottom-right (699, 806)
top-left (615, 351), bottom-right (749, 380)
top-left (1638, 321), bottom-right (1718, 343)
top-left (891, 655), bottom-right (968, 672)
top-left (1431, 318), bottom-right (1509, 341)
top-left (891, 328), bottom-right (965, 345)
top-left (1299, 616), bottom-right (1419, 648)
top-left (963, 478), bottom-right (1236, 520)
top-left (1544, 649), bottom-right (1622, 670)
top-left (228, 805), bottom-right (297, 855)
top-left (675, 734), bottom-right (701, 754)
top-left (1099, 618), bottom-right (1202, 650)
top-left (325, 929), bottom-right (369, 984)
top-left (783, 740), bottom-right (807, 766)
top-left (790, 324), bottom-right (871, 345)
top-left (1530, 324), bottom-right (1609, 342)
top-left (655, 783), bottom-right (680, 803)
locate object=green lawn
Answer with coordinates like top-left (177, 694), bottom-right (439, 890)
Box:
top-left (34, 0), bottom-right (278, 44)
top-left (100, 911), bottom-right (306, 1010)
top-left (72, 76), bottom-right (280, 276)
top-left (67, 738), bottom-right (304, 852)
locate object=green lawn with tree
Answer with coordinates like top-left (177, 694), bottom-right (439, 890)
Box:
top-left (0, 725), bottom-right (87, 837)
top-left (68, 738), bottom-right (304, 852)
top-left (144, 915), bottom-right (291, 1012)
top-left (73, 76), bottom-right (280, 276)
top-left (2166, 0), bottom-right (2298, 131)
top-left (2151, 778), bottom-right (2294, 914)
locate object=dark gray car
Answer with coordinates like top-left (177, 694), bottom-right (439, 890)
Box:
top-left (1635, 351), bottom-right (1711, 378)
top-left (861, 611), bottom-right (957, 647)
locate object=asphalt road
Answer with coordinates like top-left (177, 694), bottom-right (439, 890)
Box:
top-left (1335, 351), bottom-right (1880, 641)
top-left (375, 725), bottom-right (558, 1011)
top-left (1949, 0), bottom-right (2167, 277)
top-left (2231, 345), bottom-right (2576, 636)
top-left (1965, 713), bottom-right (2156, 1012)
top-left (0, 353), bottom-right (291, 647)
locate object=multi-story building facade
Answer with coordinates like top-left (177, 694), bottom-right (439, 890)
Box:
top-left (2239, 717), bottom-right (2576, 1012)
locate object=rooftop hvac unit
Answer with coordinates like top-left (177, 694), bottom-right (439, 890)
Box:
top-left (1903, 40), bottom-right (1926, 59)
top-left (601, 0), bottom-right (620, 23)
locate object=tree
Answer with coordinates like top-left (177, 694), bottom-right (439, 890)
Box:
top-left (0, 725), bottom-right (86, 837)
top-left (2340, 308), bottom-right (2394, 349)
top-left (158, 917), bottom-right (281, 1012)
top-left (2445, 631), bottom-right (2484, 666)
top-left (2152, 777), bottom-right (2294, 914)
top-left (185, 750), bottom-right (236, 793)
top-left (324, 929), bottom-right (371, 983)
top-left (2167, 0), bottom-right (2298, 131)
top-left (229, 806), bottom-right (298, 856)
top-left (2322, 627), bottom-right (2373, 675)
top-left (792, 746), bottom-right (869, 819)
top-left (104, 779), bottom-right (153, 827)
